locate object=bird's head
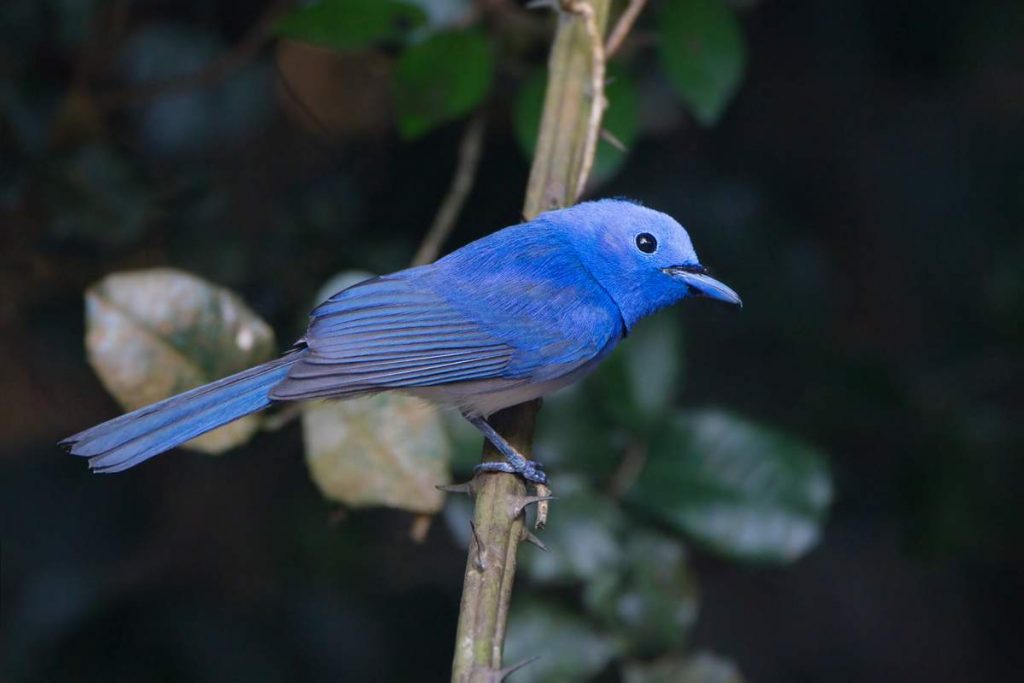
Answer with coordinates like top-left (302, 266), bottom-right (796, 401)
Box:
top-left (544, 198), bottom-right (741, 330)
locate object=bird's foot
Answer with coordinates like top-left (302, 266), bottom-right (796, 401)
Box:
top-left (474, 459), bottom-right (548, 485)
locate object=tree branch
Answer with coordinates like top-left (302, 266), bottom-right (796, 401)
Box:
top-left (523, 0), bottom-right (612, 218)
top-left (605, 0), bottom-right (648, 58)
top-left (450, 2), bottom-right (612, 681)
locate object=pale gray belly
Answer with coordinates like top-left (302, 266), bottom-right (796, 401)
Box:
top-left (407, 352), bottom-right (606, 417)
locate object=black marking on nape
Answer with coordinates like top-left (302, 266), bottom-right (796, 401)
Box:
top-left (606, 195), bottom-right (644, 207)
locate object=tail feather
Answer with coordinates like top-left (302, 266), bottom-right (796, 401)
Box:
top-left (61, 353), bottom-right (301, 473)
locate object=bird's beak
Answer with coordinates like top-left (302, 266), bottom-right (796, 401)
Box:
top-left (663, 265), bottom-right (743, 307)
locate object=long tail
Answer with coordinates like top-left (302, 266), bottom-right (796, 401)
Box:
top-left (60, 352), bottom-right (304, 473)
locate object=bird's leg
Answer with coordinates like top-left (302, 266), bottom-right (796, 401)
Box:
top-left (465, 414), bottom-right (548, 485)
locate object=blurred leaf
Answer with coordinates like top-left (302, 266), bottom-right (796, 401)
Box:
top-left (514, 65), bottom-right (638, 182)
top-left (301, 271), bottom-right (451, 513)
top-left (590, 309), bottom-right (684, 434)
top-left (441, 487), bottom-right (475, 548)
top-left (118, 25), bottom-right (273, 159)
top-left (584, 531), bottom-right (699, 657)
top-left (394, 29), bottom-right (493, 139)
top-left (0, 0), bottom-right (44, 73)
top-left (504, 600), bottom-right (620, 683)
top-left (624, 652), bottom-right (745, 683)
top-left (52, 0), bottom-right (98, 49)
top-left (535, 385), bottom-right (626, 483)
top-left (405, 0), bottom-right (474, 31)
top-left (45, 144), bottom-right (153, 246)
top-left (275, 0), bottom-right (426, 49)
top-left (659, 0), bottom-right (746, 125)
top-left (629, 410), bottom-right (832, 563)
top-left (302, 393), bottom-right (451, 513)
top-left (1, 78), bottom-right (61, 157)
top-left (276, 43), bottom-right (394, 139)
top-left (520, 476), bottom-right (625, 584)
top-left (85, 268), bottom-right (277, 453)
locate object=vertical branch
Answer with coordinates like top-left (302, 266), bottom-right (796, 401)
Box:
top-left (450, 2), bottom-right (612, 682)
top-left (523, 0), bottom-right (612, 220)
top-left (450, 406), bottom-right (538, 682)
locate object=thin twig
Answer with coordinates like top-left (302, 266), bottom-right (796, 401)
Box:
top-left (604, 0), bottom-right (648, 58)
top-left (94, 0), bottom-right (291, 109)
top-left (607, 438), bottom-right (647, 498)
top-left (561, 0), bottom-right (606, 201)
top-left (412, 115), bottom-right (487, 267)
top-left (600, 127), bottom-right (627, 152)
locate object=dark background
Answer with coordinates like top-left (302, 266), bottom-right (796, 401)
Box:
top-left (2, 1), bottom-right (1022, 681)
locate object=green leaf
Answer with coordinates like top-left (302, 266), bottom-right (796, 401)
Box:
top-left (624, 652), bottom-right (746, 683)
top-left (85, 268), bottom-right (277, 454)
top-left (584, 531), bottom-right (699, 657)
top-left (520, 476), bottom-right (625, 584)
top-left (659, 0), bottom-right (746, 125)
top-left (275, 0), bottom-right (426, 50)
top-left (629, 410), bottom-right (832, 563)
top-left (590, 309), bottom-right (684, 434)
top-left (504, 600), bottom-right (620, 683)
top-left (301, 271), bottom-right (452, 513)
top-left (535, 385), bottom-right (626, 484)
top-left (514, 65), bottom-right (638, 182)
top-left (394, 29), bottom-right (493, 139)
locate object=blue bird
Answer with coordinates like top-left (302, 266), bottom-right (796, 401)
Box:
top-left (60, 199), bottom-right (741, 483)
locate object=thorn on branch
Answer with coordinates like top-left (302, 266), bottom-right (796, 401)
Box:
top-left (437, 480), bottom-right (476, 496)
top-left (601, 127), bottom-right (627, 152)
top-left (494, 655), bottom-right (542, 681)
top-left (510, 492), bottom-right (556, 520)
top-left (522, 529), bottom-right (549, 551)
top-left (469, 521), bottom-right (488, 572)
top-left (605, 0), bottom-right (649, 58)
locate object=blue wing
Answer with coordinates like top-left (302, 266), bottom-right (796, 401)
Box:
top-left (269, 276), bottom-right (516, 400)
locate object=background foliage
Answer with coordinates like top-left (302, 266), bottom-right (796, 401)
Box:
top-left (2, 0), bottom-right (1022, 681)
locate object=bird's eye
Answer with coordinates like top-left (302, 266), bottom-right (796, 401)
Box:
top-left (635, 233), bottom-right (658, 254)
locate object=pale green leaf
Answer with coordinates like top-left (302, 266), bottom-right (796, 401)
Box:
top-left (85, 268), bottom-right (276, 454)
top-left (302, 393), bottom-right (451, 513)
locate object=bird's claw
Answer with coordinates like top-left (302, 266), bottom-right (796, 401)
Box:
top-left (473, 459), bottom-right (548, 485)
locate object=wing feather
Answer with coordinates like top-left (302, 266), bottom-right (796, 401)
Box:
top-left (269, 276), bottom-right (515, 401)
